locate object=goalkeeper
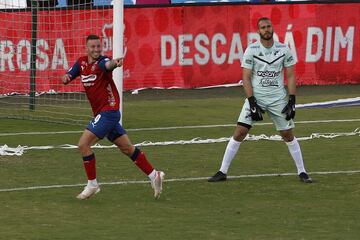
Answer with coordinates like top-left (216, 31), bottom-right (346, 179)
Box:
top-left (208, 18), bottom-right (312, 183)
top-left (63, 34), bottom-right (164, 200)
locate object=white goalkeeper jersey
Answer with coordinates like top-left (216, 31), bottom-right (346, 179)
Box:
top-left (241, 40), bottom-right (296, 103)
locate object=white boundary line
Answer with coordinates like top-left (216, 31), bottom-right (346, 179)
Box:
top-left (1, 119), bottom-right (360, 137)
top-left (0, 170), bottom-right (359, 193)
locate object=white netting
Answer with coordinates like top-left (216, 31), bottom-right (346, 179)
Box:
top-left (0, 1), bottom-right (114, 124)
top-left (1, 128), bottom-right (359, 156)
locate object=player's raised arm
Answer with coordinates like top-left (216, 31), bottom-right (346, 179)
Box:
top-left (105, 58), bottom-right (123, 71)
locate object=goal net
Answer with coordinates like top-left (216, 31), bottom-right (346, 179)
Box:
top-left (0, 1), bottom-right (119, 125)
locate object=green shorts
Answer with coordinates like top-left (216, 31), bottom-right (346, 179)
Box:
top-left (237, 97), bottom-right (295, 131)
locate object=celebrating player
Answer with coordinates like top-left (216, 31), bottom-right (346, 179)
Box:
top-left (208, 17), bottom-right (312, 183)
top-left (63, 34), bottom-right (165, 200)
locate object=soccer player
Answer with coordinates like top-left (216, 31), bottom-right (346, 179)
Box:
top-left (63, 34), bottom-right (165, 200)
top-left (208, 17), bottom-right (312, 183)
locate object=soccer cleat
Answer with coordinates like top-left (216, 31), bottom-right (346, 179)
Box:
top-left (208, 171), bottom-right (227, 182)
top-left (299, 172), bottom-right (312, 183)
top-left (151, 171), bottom-right (165, 199)
top-left (76, 185), bottom-right (100, 200)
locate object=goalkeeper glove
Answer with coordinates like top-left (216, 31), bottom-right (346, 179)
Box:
top-left (248, 96), bottom-right (265, 121)
top-left (281, 95), bottom-right (296, 120)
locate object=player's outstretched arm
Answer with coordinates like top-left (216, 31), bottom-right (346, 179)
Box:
top-left (105, 58), bottom-right (123, 71)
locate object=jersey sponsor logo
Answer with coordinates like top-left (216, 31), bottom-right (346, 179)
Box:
top-left (81, 74), bottom-right (97, 87)
top-left (287, 56), bottom-right (294, 63)
top-left (259, 78), bottom-right (279, 87)
top-left (81, 74), bottom-right (97, 82)
top-left (257, 70), bottom-right (281, 78)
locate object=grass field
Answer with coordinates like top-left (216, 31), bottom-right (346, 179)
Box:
top-left (0, 85), bottom-right (359, 240)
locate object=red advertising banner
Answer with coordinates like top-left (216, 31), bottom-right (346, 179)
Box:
top-left (0, 3), bottom-right (359, 94)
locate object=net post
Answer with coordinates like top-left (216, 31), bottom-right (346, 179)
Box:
top-left (112, 0), bottom-right (124, 124)
top-left (29, 0), bottom-right (38, 111)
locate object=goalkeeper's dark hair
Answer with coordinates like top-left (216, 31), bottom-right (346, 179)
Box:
top-left (86, 34), bottom-right (100, 42)
top-left (257, 17), bottom-right (271, 29)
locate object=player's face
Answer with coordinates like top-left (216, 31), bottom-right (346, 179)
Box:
top-left (258, 20), bottom-right (273, 41)
top-left (86, 39), bottom-right (101, 60)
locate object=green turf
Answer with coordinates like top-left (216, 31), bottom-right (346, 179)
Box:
top-left (0, 85), bottom-right (359, 239)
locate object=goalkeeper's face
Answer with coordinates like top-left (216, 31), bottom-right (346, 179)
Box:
top-left (258, 20), bottom-right (273, 41)
top-left (86, 39), bottom-right (101, 60)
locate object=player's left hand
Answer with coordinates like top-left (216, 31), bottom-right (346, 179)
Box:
top-left (62, 74), bottom-right (71, 85)
top-left (113, 58), bottom-right (123, 67)
top-left (282, 95), bottom-right (296, 120)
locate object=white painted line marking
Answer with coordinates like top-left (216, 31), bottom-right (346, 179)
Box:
top-left (1, 119), bottom-right (360, 137)
top-left (0, 170), bottom-right (359, 193)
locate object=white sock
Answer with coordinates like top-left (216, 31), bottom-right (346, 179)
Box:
top-left (286, 137), bottom-right (306, 174)
top-left (148, 169), bottom-right (157, 181)
top-left (88, 179), bottom-right (98, 187)
top-left (219, 137), bottom-right (241, 174)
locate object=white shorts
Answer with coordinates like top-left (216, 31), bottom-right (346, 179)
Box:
top-left (237, 97), bottom-right (295, 131)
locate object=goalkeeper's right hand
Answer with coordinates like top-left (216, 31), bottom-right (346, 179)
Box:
top-left (62, 74), bottom-right (71, 85)
top-left (248, 96), bottom-right (265, 121)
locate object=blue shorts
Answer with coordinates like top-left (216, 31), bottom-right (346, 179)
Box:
top-left (86, 110), bottom-right (127, 142)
